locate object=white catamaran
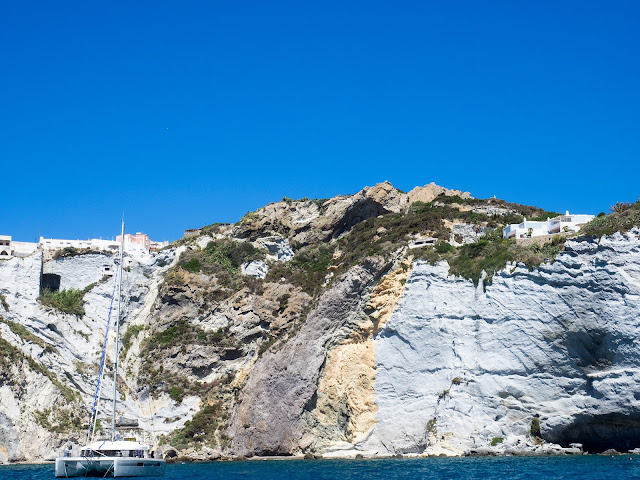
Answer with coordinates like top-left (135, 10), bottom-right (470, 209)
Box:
top-left (55, 222), bottom-right (166, 477)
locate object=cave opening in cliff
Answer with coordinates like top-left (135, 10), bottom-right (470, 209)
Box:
top-left (40, 273), bottom-right (61, 293)
top-left (549, 413), bottom-right (640, 453)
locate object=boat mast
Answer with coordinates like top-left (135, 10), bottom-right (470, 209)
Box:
top-left (112, 220), bottom-right (125, 441)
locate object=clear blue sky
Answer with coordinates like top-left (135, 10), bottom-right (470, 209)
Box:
top-left (2, 1), bottom-right (639, 242)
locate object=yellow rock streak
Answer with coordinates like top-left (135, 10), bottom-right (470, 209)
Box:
top-left (311, 261), bottom-right (411, 442)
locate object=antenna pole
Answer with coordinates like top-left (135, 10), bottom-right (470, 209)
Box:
top-left (112, 220), bottom-right (125, 441)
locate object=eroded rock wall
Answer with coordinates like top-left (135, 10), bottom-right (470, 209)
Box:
top-left (228, 257), bottom-right (392, 456)
top-left (364, 229), bottom-right (640, 455)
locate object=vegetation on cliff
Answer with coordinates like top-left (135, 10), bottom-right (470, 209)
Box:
top-left (51, 246), bottom-right (107, 260)
top-left (162, 239), bottom-right (265, 303)
top-left (160, 401), bottom-right (231, 450)
top-left (581, 198), bottom-right (640, 237)
top-left (414, 231), bottom-right (567, 286)
top-left (265, 244), bottom-right (334, 296)
top-left (0, 333), bottom-right (77, 404)
top-left (0, 317), bottom-right (56, 354)
top-left (138, 184), bottom-right (637, 454)
top-left (38, 283), bottom-right (95, 317)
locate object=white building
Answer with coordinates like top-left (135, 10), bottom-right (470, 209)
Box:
top-left (0, 236), bottom-right (11, 259)
top-left (40, 237), bottom-right (103, 251)
top-left (13, 240), bottom-right (39, 257)
top-left (0, 236), bottom-right (39, 259)
top-left (40, 232), bottom-right (166, 257)
top-left (503, 211), bottom-right (595, 240)
top-left (2, 231), bottom-right (168, 259)
top-left (150, 240), bottom-right (169, 250)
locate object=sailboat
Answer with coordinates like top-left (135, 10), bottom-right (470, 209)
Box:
top-left (55, 221), bottom-right (166, 477)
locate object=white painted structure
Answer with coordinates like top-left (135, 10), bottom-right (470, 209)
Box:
top-left (503, 211), bottom-right (595, 240)
top-left (408, 237), bottom-right (438, 249)
top-left (548, 213), bottom-right (596, 234)
top-left (150, 240), bottom-right (169, 250)
top-left (39, 232), bottom-right (167, 257)
top-left (40, 237), bottom-right (106, 251)
top-left (0, 236), bottom-right (11, 259)
top-left (12, 241), bottom-right (39, 257)
top-left (0, 236), bottom-right (39, 259)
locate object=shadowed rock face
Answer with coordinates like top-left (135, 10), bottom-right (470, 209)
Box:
top-left (331, 198), bottom-right (390, 239)
top-left (228, 257), bottom-right (391, 457)
top-left (546, 413), bottom-right (640, 452)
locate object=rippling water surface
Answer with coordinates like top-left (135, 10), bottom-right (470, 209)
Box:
top-left (3, 456), bottom-right (640, 480)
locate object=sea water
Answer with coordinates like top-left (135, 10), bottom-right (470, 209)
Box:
top-left (2, 456), bottom-right (640, 480)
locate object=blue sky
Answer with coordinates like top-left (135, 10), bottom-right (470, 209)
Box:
top-left (2, 1), bottom-right (639, 242)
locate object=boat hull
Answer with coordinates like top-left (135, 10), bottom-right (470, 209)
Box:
top-left (55, 456), bottom-right (166, 477)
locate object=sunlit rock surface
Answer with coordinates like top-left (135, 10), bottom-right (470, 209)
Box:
top-left (364, 229), bottom-right (640, 455)
top-left (1, 184), bottom-right (639, 462)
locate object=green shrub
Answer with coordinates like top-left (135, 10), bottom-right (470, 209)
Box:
top-left (182, 258), bottom-right (202, 273)
top-left (52, 247), bottom-right (105, 260)
top-left (164, 268), bottom-right (186, 286)
top-left (451, 377), bottom-right (462, 385)
top-left (202, 239), bottom-right (263, 273)
top-left (199, 223), bottom-right (226, 236)
top-left (530, 417), bottom-right (542, 437)
top-left (282, 196), bottom-right (293, 204)
top-left (34, 407), bottom-right (84, 433)
top-left (121, 324), bottom-right (146, 356)
top-left (435, 242), bottom-right (452, 253)
top-left (434, 195), bottom-right (468, 205)
top-left (163, 239), bottom-right (266, 303)
top-left (38, 283), bottom-right (95, 317)
top-left (490, 437), bottom-right (504, 446)
top-left (312, 198), bottom-right (328, 214)
top-left (0, 294), bottom-right (8, 311)
top-left (143, 321), bottom-right (238, 360)
top-left (240, 211), bottom-right (258, 224)
top-left (448, 238), bottom-right (513, 286)
top-left (169, 386), bottom-right (183, 402)
top-left (414, 230), bottom-right (568, 287)
top-left (529, 211), bottom-right (561, 222)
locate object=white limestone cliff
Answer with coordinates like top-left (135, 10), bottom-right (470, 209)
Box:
top-left (0, 250), bottom-right (178, 462)
top-left (362, 228), bottom-right (640, 455)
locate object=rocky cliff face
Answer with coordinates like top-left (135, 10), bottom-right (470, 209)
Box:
top-left (0, 251), bottom-right (176, 462)
top-left (365, 229), bottom-right (640, 455)
top-left (1, 183), bottom-right (638, 463)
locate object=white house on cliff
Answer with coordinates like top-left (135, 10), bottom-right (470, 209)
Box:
top-left (503, 211), bottom-right (595, 240)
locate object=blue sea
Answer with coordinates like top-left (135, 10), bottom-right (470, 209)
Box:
top-left (2, 456), bottom-right (640, 480)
